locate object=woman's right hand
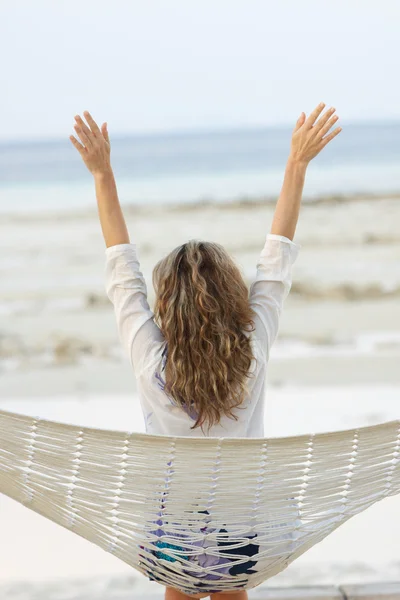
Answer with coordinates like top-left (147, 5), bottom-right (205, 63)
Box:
top-left (289, 102), bottom-right (342, 165)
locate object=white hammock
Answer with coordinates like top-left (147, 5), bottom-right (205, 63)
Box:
top-left (0, 408), bottom-right (399, 596)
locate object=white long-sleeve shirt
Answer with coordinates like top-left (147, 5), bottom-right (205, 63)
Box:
top-left (105, 233), bottom-right (301, 438)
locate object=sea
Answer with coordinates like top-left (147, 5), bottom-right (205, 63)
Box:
top-left (1, 120), bottom-right (400, 213)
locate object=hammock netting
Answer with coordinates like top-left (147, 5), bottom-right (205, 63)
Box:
top-left (0, 408), bottom-right (399, 596)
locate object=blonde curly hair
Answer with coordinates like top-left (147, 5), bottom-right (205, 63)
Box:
top-left (152, 239), bottom-right (258, 434)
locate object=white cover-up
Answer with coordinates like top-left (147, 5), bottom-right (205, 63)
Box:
top-left (105, 233), bottom-right (301, 437)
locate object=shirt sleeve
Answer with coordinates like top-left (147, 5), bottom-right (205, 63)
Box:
top-left (105, 243), bottom-right (164, 377)
top-left (249, 233), bottom-right (301, 359)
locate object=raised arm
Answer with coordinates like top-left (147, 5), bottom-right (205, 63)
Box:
top-left (250, 102), bottom-right (342, 358)
top-left (271, 102), bottom-right (342, 240)
top-left (69, 111), bottom-right (164, 376)
top-left (69, 110), bottom-right (129, 248)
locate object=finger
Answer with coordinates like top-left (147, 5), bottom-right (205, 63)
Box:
top-left (74, 115), bottom-right (93, 140)
top-left (313, 107), bottom-right (336, 135)
top-left (74, 123), bottom-right (92, 148)
top-left (83, 110), bottom-right (102, 137)
top-left (101, 122), bottom-right (110, 144)
top-left (319, 126), bottom-right (342, 148)
top-left (318, 113), bottom-right (339, 138)
top-left (293, 112), bottom-right (306, 133)
top-left (304, 102), bottom-right (326, 130)
top-left (69, 134), bottom-right (86, 154)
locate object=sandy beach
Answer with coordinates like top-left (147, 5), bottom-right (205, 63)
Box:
top-left (1, 193), bottom-right (400, 389)
top-left (0, 193), bottom-right (400, 596)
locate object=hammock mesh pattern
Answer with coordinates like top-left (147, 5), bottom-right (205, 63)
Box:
top-left (0, 409), bottom-right (399, 596)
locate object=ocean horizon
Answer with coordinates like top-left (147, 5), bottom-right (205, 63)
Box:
top-left (1, 120), bottom-right (400, 214)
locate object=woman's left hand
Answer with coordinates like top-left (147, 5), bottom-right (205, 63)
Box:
top-left (69, 111), bottom-right (111, 176)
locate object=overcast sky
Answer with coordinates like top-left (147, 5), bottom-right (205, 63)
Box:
top-left (1, 0), bottom-right (399, 142)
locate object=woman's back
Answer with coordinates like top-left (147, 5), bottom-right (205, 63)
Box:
top-left (105, 233), bottom-right (301, 438)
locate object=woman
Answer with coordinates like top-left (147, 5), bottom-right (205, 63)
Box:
top-left (69, 102), bottom-right (341, 600)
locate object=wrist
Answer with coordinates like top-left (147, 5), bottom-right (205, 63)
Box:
top-left (93, 165), bottom-right (114, 180)
top-left (287, 154), bottom-right (308, 170)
